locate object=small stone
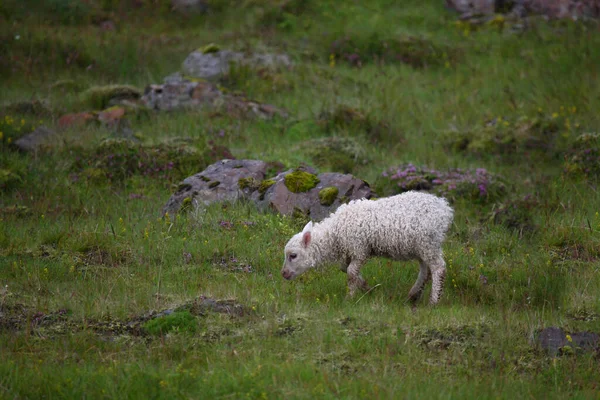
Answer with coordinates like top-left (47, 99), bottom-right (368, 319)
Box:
top-left (58, 112), bottom-right (96, 129)
top-left (14, 126), bottom-right (55, 152)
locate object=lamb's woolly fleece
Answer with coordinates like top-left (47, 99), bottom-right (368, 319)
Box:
top-left (283, 191), bottom-right (454, 271)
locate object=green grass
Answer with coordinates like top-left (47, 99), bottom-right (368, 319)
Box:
top-left (2, 0), bottom-right (600, 398)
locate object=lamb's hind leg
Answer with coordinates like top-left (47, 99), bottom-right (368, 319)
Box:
top-left (346, 259), bottom-right (370, 298)
top-left (408, 261), bottom-right (430, 303)
top-left (428, 255), bottom-right (446, 305)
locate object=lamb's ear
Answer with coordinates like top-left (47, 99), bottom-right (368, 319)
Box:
top-left (302, 221), bottom-right (313, 234)
top-left (301, 221), bottom-right (313, 248)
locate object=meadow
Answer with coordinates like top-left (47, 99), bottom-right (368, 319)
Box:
top-left (1, 0), bottom-right (600, 398)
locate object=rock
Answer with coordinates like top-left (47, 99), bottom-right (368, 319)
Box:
top-left (162, 159), bottom-right (270, 215)
top-left (171, 0), bottom-right (209, 13)
top-left (181, 49), bottom-right (292, 81)
top-left (13, 126), bottom-right (55, 152)
top-left (97, 106), bottom-right (126, 126)
top-left (58, 112), bottom-right (96, 129)
top-left (253, 169), bottom-right (374, 221)
top-left (163, 161), bottom-right (374, 220)
top-left (446, 0), bottom-right (600, 20)
top-left (142, 73), bottom-right (287, 119)
top-left (535, 327), bottom-right (600, 356)
top-left (377, 164), bottom-right (506, 204)
top-left (445, 0), bottom-right (496, 15)
top-left (0, 100), bottom-right (52, 116)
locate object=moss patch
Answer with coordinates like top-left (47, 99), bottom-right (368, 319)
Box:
top-left (71, 138), bottom-right (204, 185)
top-left (318, 186), bottom-right (339, 206)
top-left (143, 311), bottom-right (198, 336)
top-left (201, 43), bottom-right (220, 54)
top-left (284, 171), bottom-right (320, 193)
top-left (564, 133), bottom-right (600, 178)
top-left (209, 181), bottom-right (220, 188)
top-left (238, 177), bottom-right (259, 191)
top-left (258, 179), bottom-right (276, 200)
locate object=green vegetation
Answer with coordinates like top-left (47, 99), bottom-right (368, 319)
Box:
top-left (284, 170), bottom-right (320, 193)
top-left (1, 0), bottom-right (600, 398)
top-left (318, 186), bottom-right (339, 206)
top-left (143, 311), bottom-right (199, 336)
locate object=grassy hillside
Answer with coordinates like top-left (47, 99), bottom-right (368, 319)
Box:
top-left (1, 1), bottom-right (600, 398)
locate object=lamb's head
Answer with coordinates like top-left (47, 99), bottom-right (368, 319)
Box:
top-left (281, 221), bottom-right (315, 280)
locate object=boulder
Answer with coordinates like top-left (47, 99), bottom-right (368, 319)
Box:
top-left (14, 126), bottom-right (55, 152)
top-left (58, 112), bottom-right (96, 129)
top-left (171, 0), bottom-right (209, 13)
top-left (181, 49), bottom-right (292, 81)
top-left (253, 169), bottom-right (374, 221)
top-left (163, 161), bottom-right (375, 221)
top-left (162, 159), bottom-right (270, 215)
top-left (535, 327), bottom-right (599, 356)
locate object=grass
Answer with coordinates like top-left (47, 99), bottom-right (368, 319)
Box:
top-left (1, 0), bottom-right (600, 398)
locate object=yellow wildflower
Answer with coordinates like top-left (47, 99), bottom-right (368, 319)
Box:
top-left (566, 334), bottom-right (572, 342)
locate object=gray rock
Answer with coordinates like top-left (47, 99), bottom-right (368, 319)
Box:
top-left (163, 161), bottom-right (374, 221)
top-left (181, 49), bottom-right (292, 81)
top-left (142, 73), bottom-right (287, 119)
top-left (162, 159), bottom-right (269, 215)
top-left (14, 126), bottom-right (55, 152)
top-left (254, 170), bottom-right (374, 221)
top-left (171, 0), bottom-right (209, 13)
top-left (535, 327), bottom-right (599, 356)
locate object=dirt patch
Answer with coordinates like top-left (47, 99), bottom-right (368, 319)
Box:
top-left (0, 296), bottom-right (252, 337)
top-left (409, 322), bottom-right (490, 350)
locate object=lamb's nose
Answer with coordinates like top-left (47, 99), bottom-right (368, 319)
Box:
top-left (282, 270), bottom-right (291, 280)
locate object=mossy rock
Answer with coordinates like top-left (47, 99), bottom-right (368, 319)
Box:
top-left (318, 186), bottom-right (339, 206)
top-left (81, 84), bottom-right (142, 110)
top-left (72, 138), bottom-right (204, 184)
top-left (143, 311), bottom-right (198, 336)
top-left (564, 133), bottom-right (600, 178)
top-left (49, 79), bottom-right (84, 93)
top-left (284, 171), bottom-right (320, 193)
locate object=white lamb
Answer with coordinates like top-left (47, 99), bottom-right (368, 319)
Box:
top-left (281, 191), bottom-right (454, 305)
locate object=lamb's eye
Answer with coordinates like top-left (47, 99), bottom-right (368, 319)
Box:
top-left (289, 253), bottom-right (297, 260)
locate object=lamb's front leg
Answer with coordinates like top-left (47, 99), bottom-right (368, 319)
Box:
top-left (339, 257), bottom-right (351, 273)
top-left (346, 259), bottom-right (370, 298)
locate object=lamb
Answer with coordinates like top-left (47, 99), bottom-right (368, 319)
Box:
top-left (281, 191), bottom-right (454, 305)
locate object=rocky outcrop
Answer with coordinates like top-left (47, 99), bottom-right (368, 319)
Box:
top-left (142, 73), bottom-right (287, 119)
top-left (163, 160), bottom-right (375, 221)
top-left (162, 159), bottom-right (270, 215)
top-left (252, 169), bottom-right (374, 221)
top-left (14, 126), bottom-right (55, 152)
top-left (182, 49), bottom-right (292, 81)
